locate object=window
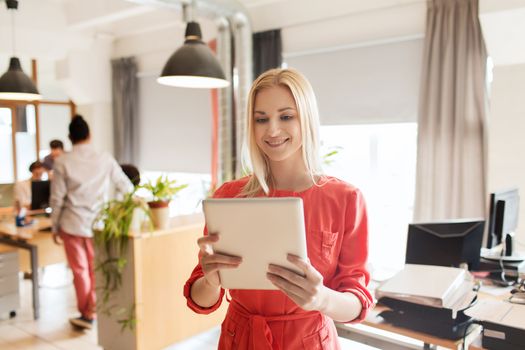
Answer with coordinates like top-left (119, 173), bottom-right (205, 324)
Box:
top-left (15, 105), bottom-right (37, 180)
top-left (320, 123), bottom-right (417, 276)
top-left (0, 108), bottom-right (14, 183)
top-left (0, 58), bottom-right (74, 186)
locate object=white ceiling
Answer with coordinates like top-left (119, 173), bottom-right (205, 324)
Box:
top-left (56, 0), bottom-right (423, 38)
top-left (1, 0), bottom-right (525, 65)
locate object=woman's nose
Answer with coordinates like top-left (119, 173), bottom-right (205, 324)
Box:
top-left (266, 119), bottom-right (280, 136)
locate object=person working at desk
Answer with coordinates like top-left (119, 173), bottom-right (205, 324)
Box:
top-left (14, 160), bottom-right (45, 213)
top-left (42, 139), bottom-right (65, 175)
top-left (50, 115), bottom-right (133, 330)
top-left (185, 68), bottom-right (373, 349)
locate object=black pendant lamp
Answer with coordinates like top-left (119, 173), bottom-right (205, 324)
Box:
top-left (0, 0), bottom-right (42, 101)
top-left (157, 20), bottom-right (230, 89)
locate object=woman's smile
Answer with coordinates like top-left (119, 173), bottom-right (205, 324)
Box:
top-left (265, 137), bottom-right (290, 147)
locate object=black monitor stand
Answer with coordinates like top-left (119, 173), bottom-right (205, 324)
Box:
top-left (478, 242), bottom-right (525, 286)
top-left (501, 232), bottom-right (525, 261)
top-left (505, 232), bottom-right (514, 256)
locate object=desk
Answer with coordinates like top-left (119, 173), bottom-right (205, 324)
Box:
top-left (0, 217), bottom-right (65, 320)
top-left (336, 305), bottom-right (484, 350)
top-left (336, 287), bottom-right (519, 350)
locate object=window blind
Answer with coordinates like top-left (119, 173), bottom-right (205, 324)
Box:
top-left (285, 39), bottom-right (423, 125)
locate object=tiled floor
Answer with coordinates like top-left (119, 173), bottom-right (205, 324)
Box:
top-left (0, 264), bottom-right (378, 350)
top-left (0, 264), bottom-right (100, 350)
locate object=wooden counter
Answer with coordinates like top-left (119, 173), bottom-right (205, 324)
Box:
top-left (96, 214), bottom-right (227, 350)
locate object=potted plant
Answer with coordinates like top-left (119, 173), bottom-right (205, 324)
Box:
top-left (141, 175), bottom-right (188, 229)
top-left (92, 189), bottom-right (150, 331)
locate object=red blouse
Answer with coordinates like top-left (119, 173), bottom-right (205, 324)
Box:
top-left (183, 176), bottom-right (373, 349)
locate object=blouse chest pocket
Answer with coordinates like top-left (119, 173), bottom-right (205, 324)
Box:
top-left (309, 230), bottom-right (339, 266)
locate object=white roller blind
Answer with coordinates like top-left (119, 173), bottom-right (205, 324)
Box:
top-left (138, 76), bottom-right (212, 173)
top-left (285, 39), bottom-right (423, 125)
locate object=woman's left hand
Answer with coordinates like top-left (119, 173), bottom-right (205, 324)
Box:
top-left (266, 254), bottom-right (327, 312)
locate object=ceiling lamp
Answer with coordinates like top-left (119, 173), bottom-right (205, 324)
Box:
top-left (0, 0), bottom-right (42, 101)
top-left (157, 4), bottom-right (229, 89)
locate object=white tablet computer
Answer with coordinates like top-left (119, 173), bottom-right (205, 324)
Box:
top-left (202, 197), bottom-right (308, 290)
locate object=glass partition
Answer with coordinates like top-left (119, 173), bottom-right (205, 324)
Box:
top-left (15, 104), bottom-right (38, 181)
top-left (0, 107), bottom-right (14, 184)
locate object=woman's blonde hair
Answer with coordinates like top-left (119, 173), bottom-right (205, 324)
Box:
top-left (241, 68), bottom-right (323, 197)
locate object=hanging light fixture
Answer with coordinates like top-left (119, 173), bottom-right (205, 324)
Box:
top-left (0, 0), bottom-right (42, 101)
top-left (157, 3), bottom-right (229, 89)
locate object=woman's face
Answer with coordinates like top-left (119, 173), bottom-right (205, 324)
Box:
top-left (253, 85), bottom-right (302, 164)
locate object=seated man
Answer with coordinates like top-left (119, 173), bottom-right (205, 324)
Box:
top-left (14, 161), bottom-right (46, 212)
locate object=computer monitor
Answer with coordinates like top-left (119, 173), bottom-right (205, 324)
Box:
top-left (405, 219), bottom-right (485, 270)
top-left (487, 188), bottom-right (520, 256)
top-left (31, 180), bottom-right (50, 210)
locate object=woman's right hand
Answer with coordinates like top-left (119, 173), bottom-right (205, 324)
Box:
top-left (197, 233), bottom-right (242, 288)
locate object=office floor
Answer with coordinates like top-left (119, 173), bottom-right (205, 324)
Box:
top-left (0, 264), bottom-right (379, 350)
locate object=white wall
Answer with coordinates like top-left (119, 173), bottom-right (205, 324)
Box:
top-left (137, 76), bottom-right (212, 174)
top-left (55, 36), bottom-right (114, 154)
top-left (488, 63), bottom-right (525, 244)
top-left (76, 102), bottom-right (114, 154)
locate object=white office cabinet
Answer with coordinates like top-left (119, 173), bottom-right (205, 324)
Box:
top-left (0, 250), bottom-right (20, 317)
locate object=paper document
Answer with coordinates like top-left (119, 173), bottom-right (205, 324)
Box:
top-left (464, 300), bottom-right (525, 331)
top-left (479, 284), bottom-right (514, 297)
top-left (375, 264), bottom-right (469, 308)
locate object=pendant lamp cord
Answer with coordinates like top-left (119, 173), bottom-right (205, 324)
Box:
top-left (11, 10), bottom-right (16, 55)
top-left (182, 0), bottom-right (196, 23)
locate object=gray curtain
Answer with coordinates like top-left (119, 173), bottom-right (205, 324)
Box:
top-left (253, 29), bottom-right (282, 79)
top-left (414, 0), bottom-right (488, 221)
top-left (111, 57), bottom-right (139, 164)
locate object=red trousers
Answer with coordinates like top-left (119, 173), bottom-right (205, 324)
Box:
top-left (60, 230), bottom-right (96, 319)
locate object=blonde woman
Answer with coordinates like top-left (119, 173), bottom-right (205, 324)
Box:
top-left (184, 68), bottom-right (372, 349)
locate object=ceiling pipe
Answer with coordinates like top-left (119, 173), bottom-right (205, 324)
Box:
top-left (215, 16), bottom-right (234, 182)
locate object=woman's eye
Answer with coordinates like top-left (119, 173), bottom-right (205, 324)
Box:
top-left (255, 118), bottom-right (268, 123)
top-left (280, 115), bottom-right (293, 121)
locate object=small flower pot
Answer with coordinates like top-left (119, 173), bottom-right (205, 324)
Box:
top-left (147, 200), bottom-right (170, 230)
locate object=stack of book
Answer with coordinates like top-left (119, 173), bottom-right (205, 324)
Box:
top-left (375, 264), bottom-right (477, 339)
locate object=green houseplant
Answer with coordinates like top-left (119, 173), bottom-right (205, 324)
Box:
top-left (141, 175), bottom-right (188, 229)
top-left (92, 189), bottom-right (150, 331)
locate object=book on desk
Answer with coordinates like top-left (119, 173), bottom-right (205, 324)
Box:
top-left (375, 264), bottom-right (477, 315)
top-left (375, 264), bottom-right (478, 340)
